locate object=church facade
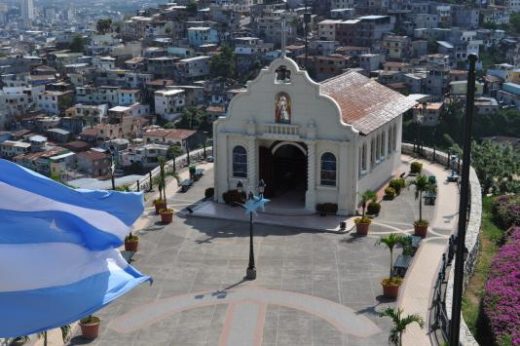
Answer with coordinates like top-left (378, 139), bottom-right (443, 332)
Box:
top-left (213, 57), bottom-right (415, 215)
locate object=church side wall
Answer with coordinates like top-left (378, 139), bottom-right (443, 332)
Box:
top-left (357, 116), bottom-right (403, 200)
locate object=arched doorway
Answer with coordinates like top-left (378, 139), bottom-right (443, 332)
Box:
top-left (259, 142), bottom-right (307, 206)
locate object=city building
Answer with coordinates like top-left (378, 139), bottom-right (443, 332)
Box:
top-left (154, 89), bottom-right (186, 121)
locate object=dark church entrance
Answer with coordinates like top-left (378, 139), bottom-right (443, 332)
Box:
top-left (259, 143), bottom-right (307, 207)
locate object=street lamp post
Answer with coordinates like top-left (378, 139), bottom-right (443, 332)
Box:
top-left (108, 146), bottom-right (116, 190)
top-left (185, 140), bottom-right (191, 167)
top-left (237, 179), bottom-right (267, 281)
top-left (202, 131), bottom-right (209, 159)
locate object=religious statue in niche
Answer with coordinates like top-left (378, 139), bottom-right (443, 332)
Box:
top-left (275, 92), bottom-right (291, 123)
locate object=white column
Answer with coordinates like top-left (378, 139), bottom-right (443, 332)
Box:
top-left (337, 141), bottom-right (349, 216)
top-left (247, 136), bottom-right (257, 193)
top-left (305, 141), bottom-right (316, 211)
top-left (214, 130), bottom-right (228, 203)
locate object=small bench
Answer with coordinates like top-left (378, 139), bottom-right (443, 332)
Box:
top-left (424, 191), bottom-right (437, 205)
top-left (393, 254), bottom-right (412, 277)
top-left (411, 235), bottom-right (422, 256)
top-left (180, 179), bottom-right (193, 192)
top-left (447, 173), bottom-right (459, 183)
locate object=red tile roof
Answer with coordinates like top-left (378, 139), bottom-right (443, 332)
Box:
top-left (77, 150), bottom-right (108, 161)
top-left (320, 71), bottom-right (416, 135)
top-left (144, 128), bottom-right (196, 141)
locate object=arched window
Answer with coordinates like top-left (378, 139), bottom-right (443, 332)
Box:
top-left (320, 152), bottom-right (336, 186)
top-left (232, 146), bottom-right (247, 178)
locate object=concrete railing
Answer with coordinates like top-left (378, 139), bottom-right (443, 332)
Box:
top-left (127, 146), bottom-right (212, 192)
top-left (401, 143), bottom-right (481, 346)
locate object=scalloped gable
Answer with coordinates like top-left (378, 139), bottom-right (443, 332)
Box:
top-left (320, 71), bottom-right (416, 135)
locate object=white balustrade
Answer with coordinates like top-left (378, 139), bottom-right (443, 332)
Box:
top-left (262, 123), bottom-right (300, 138)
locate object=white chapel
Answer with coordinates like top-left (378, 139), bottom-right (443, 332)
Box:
top-left (212, 55), bottom-right (415, 216)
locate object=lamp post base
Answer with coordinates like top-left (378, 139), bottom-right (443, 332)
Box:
top-left (246, 268), bottom-right (256, 280)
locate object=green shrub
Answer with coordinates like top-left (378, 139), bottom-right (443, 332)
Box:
top-left (316, 203), bottom-right (338, 214)
top-left (222, 189), bottom-right (245, 205)
top-left (367, 201), bottom-right (381, 215)
top-left (324, 203), bottom-right (338, 214)
top-left (205, 187), bottom-right (214, 199)
top-left (115, 185), bottom-right (130, 192)
top-left (384, 187), bottom-right (396, 200)
top-left (389, 178), bottom-right (405, 195)
top-left (493, 195), bottom-right (520, 229)
top-left (410, 161), bottom-right (423, 174)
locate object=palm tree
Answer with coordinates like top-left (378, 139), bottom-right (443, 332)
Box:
top-left (376, 233), bottom-right (405, 278)
top-left (380, 308), bottom-right (424, 346)
top-left (408, 175), bottom-right (435, 223)
top-left (359, 190), bottom-right (377, 219)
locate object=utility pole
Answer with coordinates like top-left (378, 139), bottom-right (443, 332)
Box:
top-left (449, 54), bottom-right (477, 346)
top-left (304, 0), bottom-right (310, 69)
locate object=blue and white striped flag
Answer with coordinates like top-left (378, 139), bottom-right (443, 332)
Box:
top-left (0, 159), bottom-right (151, 337)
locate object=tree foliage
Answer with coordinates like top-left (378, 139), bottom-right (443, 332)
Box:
top-left (175, 107), bottom-right (212, 135)
top-left (510, 12), bottom-right (520, 34)
top-left (186, 0), bottom-right (198, 15)
top-left (403, 99), bottom-right (520, 150)
top-left (471, 140), bottom-right (520, 195)
top-left (210, 45), bottom-right (235, 79)
top-left (167, 144), bottom-right (183, 160)
top-left (96, 18), bottom-right (112, 34)
top-left (69, 35), bottom-right (85, 53)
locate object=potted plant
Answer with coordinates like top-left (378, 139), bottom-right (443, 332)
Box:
top-left (160, 208), bottom-right (174, 224)
top-left (355, 190), bottom-right (376, 236)
top-left (379, 308), bottom-right (424, 346)
top-left (154, 158), bottom-right (168, 214)
top-left (408, 175), bottom-right (436, 238)
top-left (410, 161), bottom-right (423, 175)
top-left (79, 315), bottom-right (100, 339)
top-left (376, 233), bottom-right (406, 299)
top-left (124, 232), bottom-right (139, 252)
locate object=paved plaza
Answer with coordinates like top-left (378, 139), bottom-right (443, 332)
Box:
top-left (65, 158), bottom-right (455, 346)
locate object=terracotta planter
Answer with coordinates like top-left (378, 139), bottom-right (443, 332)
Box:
top-left (154, 200), bottom-right (167, 215)
top-left (414, 223), bottom-right (428, 238)
top-left (124, 238), bottom-right (138, 252)
top-left (80, 316), bottom-right (100, 339)
top-left (160, 210), bottom-right (174, 224)
top-left (382, 282), bottom-right (400, 299)
top-left (356, 222), bottom-right (370, 236)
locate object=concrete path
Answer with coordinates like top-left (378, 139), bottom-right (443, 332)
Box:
top-left (398, 155), bottom-right (460, 346)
